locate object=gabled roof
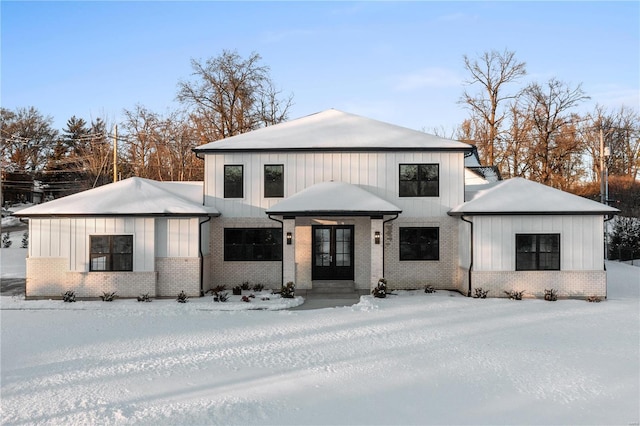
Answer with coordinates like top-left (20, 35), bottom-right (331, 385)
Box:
top-left (266, 181), bottom-right (402, 216)
top-left (15, 177), bottom-right (220, 217)
top-left (449, 178), bottom-right (619, 216)
top-left (194, 109), bottom-right (472, 153)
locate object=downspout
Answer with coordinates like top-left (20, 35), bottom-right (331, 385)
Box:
top-left (198, 216), bottom-right (212, 297)
top-left (268, 214), bottom-right (284, 286)
top-left (603, 214), bottom-right (615, 300)
top-left (460, 215), bottom-right (473, 297)
top-left (382, 214), bottom-right (399, 278)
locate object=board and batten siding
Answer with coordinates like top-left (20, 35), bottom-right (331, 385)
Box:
top-left (473, 215), bottom-right (605, 271)
top-left (203, 151), bottom-right (465, 217)
top-left (155, 218), bottom-right (200, 258)
top-left (29, 217), bottom-right (155, 272)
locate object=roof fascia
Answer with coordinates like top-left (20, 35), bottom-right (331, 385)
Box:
top-left (14, 213), bottom-right (221, 218)
top-left (448, 210), bottom-right (618, 217)
top-left (194, 147), bottom-right (472, 154)
top-left (266, 210), bottom-right (402, 217)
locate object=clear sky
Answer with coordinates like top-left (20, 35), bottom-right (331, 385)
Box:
top-left (1, 1), bottom-right (638, 135)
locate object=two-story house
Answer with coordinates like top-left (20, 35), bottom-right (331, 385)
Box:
top-left (16, 109), bottom-right (617, 299)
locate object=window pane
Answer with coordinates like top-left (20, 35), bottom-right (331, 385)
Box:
top-left (400, 164), bottom-right (438, 197)
top-left (91, 236), bottom-right (110, 254)
top-left (91, 254), bottom-right (108, 271)
top-left (264, 165), bottom-right (284, 198)
top-left (515, 234), bottom-right (560, 271)
top-left (400, 227), bottom-right (439, 260)
top-left (224, 228), bottom-right (282, 261)
top-left (224, 165), bottom-right (243, 198)
top-left (113, 236), bottom-right (133, 254)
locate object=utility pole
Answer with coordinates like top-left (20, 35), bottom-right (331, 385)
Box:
top-left (599, 127), bottom-right (605, 204)
top-left (113, 125), bottom-right (118, 183)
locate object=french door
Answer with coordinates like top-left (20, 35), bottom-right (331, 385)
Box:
top-left (312, 225), bottom-right (354, 280)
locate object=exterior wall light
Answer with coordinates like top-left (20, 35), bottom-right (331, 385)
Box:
top-left (374, 231), bottom-right (381, 245)
top-left (286, 232), bottom-right (292, 245)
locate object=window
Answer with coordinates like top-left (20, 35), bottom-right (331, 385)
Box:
top-left (516, 234), bottom-right (560, 271)
top-left (399, 227), bottom-right (439, 260)
top-left (264, 164), bottom-right (284, 198)
top-left (224, 228), bottom-right (282, 261)
top-left (224, 165), bottom-right (243, 198)
top-left (399, 164), bottom-right (439, 197)
top-left (90, 235), bottom-right (133, 271)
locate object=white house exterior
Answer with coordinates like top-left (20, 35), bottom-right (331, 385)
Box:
top-left (16, 109), bottom-right (618, 299)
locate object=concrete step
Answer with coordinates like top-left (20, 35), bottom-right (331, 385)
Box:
top-left (310, 280), bottom-right (355, 294)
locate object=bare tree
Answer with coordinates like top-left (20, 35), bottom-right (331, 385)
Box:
top-left (460, 49), bottom-right (526, 167)
top-left (1, 107), bottom-right (58, 173)
top-left (176, 50), bottom-right (293, 142)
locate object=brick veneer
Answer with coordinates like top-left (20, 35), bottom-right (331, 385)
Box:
top-left (156, 257), bottom-right (200, 297)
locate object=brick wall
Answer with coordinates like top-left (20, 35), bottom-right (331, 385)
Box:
top-left (472, 270), bottom-right (607, 299)
top-left (156, 257), bottom-right (200, 297)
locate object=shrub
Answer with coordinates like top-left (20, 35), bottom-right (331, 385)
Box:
top-left (372, 278), bottom-right (388, 298)
top-left (62, 290), bottom-right (76, 302)
top-left (176, 290), bottom-right (189, 303)
top-left (232, 286), bottom-right (242, 295)
top-left (100, 291), bottom-right (117, 302)
top-left (2, 232), bottom-right (11, 248)
top-left (504, 290), bottom-right (524, 300)
top-left (214, 292), bottom-right (229, 302)
top-left (241, 281), bottom-right (251, 291)
top-left (21, 231), bottom-right (28, 248)
top-left (137, 293), bottom-right (152, 302)
top-left (587, 295), bottom-right (602, 303)
top-left (473, 287), bottom-right (489, 299)
top-left (424, 285), bottom-right (436, 294)
top-left (544, 289), bottom-right (558, 301)
top-left (280, 281), bottom-right (295, 298)
top-left (241, 295), bottom-right (251, 303)
top-left (252, 283), bottom-right (265, 292)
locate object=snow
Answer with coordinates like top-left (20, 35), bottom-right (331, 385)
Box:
top-left (452, 178), bottom-right (620, 215)
top-left (195, 109), bottom-right (471, 152)
top-left (1, 244), bottom-right (638, 425)
top-left (266, 181), bottom-right (401, 215)
top-left (13, 178), bottom-right (219, 216)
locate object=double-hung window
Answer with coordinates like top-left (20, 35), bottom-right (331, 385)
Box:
top-left (516, 234), bottom-right (560, 270)
top-left (224, 165), bottom-right (243, 198)
top-left (399, 164), bottom-right (439, 197)
top-left (224, 228), bottom-right (283, 261)
top-left (264, 164), bottom-right (284, 198)
top-left (399, 227), bottom-right (439, 261)
top-left (90, 235), bottom-right (133, 271)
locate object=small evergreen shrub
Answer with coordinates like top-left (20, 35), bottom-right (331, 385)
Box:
top-left (241, 295), bottom-right (251, 303)
top-left (100, 291), bottom-right (117, 302)
top-left (2, 232), bottom-right (12, 248)
top-left (176, 290), bottom-right (189, 303)
top-left (62, 290), bottom-right (76, 302)
top-left (473, 287), bottom-right (489, 299)
top-left (504, 290), bottom-right (524, 300)
top-left (241, 281), bottom-right (251, 291)
top-left (587, 295), bottom-right (602, 303)
top-left (214, 292), bottom-right (229, 302)
top-left (252, 283), bottom-right (265, 292)
top-left (137, 293), bottom-right (152, 302)
top-left (21, 231), bottom-right (29, 248)
top-left (372, 278), bottom-right (388, 298)
top-left (232, 286), bottom-right (242, 295)
top-left (544, 289), bottom-right (558, 301)
top-left (424, 285), bottom-right (436, 294)
top-left (280, 281), bottom-right (295, 298)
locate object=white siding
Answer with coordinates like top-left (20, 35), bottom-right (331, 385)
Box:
top-left (204, 151), bottom-right (466, 218)
top-left (155, 218), bottom-right (200, 258)
top-left (29, 217), bottom-right (155, 272)
top-left (472, 215), bottom-right (605, 271)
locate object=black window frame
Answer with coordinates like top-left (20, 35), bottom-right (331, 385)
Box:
top-left (224, 228), bottom-right (283, 261)
top-left (515, 233), bottom-right (560, 271)
top-left (399, 227), bottom-right (439, 261)
top-left (89, 235), bottom-right (133, 272)
top-left (399, 164), bottom-right (439, 197)
top-left (264, 164), bottom-right (284, 198)
top-left (224, 165), bottom-right (244, 198)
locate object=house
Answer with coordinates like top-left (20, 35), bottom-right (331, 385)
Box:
top-left (15, 109), bottom-right (618, 299)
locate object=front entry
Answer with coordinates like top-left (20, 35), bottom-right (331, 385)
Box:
top-left (312, 225), bottom-right (354, 280)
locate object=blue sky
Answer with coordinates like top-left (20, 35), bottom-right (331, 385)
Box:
top-left (2, 1), bottom-right (638, 134)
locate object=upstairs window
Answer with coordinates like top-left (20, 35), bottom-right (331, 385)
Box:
top-left (224, 228), bottom-right (283, 261)
top-left (399, 227), bottom-right (439, 261)
top-left (399, 164), bottom-right (439, 197)
top-left (516, 234), bottom-right (560, 271)
top-left (224, 165), bottom-right (243, 198)
top-left (90, 235), bottom-right (133, 271)
top-left (264, 164), bottom-right (284, 198)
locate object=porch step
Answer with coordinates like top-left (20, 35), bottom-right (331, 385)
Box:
top-left (308, 281), bottom-right (362, 296)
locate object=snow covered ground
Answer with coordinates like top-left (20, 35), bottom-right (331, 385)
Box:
top-left (1, 250), bottom-right (639, 425)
